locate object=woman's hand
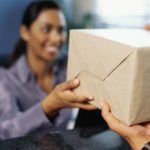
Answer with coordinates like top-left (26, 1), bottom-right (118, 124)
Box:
top-left (41, 79), bottom-right (96, 117)
top-left (101, 101), bottom-right (150, 150)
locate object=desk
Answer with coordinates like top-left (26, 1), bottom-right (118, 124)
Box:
top-left (0, 127), bottom-right (131, 150)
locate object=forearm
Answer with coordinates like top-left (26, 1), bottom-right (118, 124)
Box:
top-left (0, 103), bottom-right (50, 139)
top-left (41, 96), bottom-right (61, 118)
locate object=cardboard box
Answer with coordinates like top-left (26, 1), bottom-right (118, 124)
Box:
top-left (67, 29), bottom-right (150, 125)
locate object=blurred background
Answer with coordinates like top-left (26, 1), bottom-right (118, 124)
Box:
top-left (0, 0), bottom-right (150, 66)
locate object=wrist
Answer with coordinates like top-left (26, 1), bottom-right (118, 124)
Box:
top-left (126, 136), bottom-right (150, 150)
top-left (41, 96), bottom-right (61, 118)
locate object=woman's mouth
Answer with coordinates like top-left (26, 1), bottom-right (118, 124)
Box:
top-left (45, 46), bottom-right (58, 53)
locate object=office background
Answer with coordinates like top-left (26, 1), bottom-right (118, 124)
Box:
top-left (0, 0), bottom-right (150, 65)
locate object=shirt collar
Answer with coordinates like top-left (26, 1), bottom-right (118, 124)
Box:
top-left (12, 55), bottom-right (65, 85)
top-left (15, 55), bottom-right (33, 84)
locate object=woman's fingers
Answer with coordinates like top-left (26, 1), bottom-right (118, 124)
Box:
top-left (59, 79), bottom-right (80, 91)
top-left (58, 79), bottom-right (94, 103)
top-left (65, 92), bottom-right (96, 110)
top-left (56, 79), bottom-right (96, 110)
top-left (68, 92), bottom-right (94, 103)
top-left (73, 103), bottom-right (97, 110)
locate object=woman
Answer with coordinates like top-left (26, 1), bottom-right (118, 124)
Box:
top-left (0, 1), bottom-right (96, 139)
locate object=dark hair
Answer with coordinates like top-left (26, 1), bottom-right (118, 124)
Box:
top-left (8, 0), bottom-right (61, 67)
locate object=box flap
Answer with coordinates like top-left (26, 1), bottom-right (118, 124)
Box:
top-left (68, 30), bottom-right (136, 81)
top-left (74, 70), bottom-right (106, 109)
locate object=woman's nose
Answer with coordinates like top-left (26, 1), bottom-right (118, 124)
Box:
top-left (49, 30), bottom-right (61, 43)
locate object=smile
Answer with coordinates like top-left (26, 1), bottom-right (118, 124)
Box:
top-left (45, 46), bottom-right (58, 53)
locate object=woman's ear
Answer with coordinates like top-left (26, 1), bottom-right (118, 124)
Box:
top-left (20, 25), bottom-right (30, 42)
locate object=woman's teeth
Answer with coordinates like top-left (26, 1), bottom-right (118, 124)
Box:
top-left (45, 47), bottom-right (58, 52)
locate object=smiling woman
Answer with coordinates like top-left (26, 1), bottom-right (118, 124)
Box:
top-left (0, 1), bottom-right (97, 140)
top-left (20, 9), bottom-right (67, 63)
top-left (9, 1), bottom-right (67, 67)
top-left (7, 0), bottom-right (68, 95)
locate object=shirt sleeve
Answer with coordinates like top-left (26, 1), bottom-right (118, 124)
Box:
top-left (0, 86), bottom-right (50, 139)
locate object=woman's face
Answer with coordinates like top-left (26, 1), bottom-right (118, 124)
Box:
top-left (22, 9), bottom-right (67, 62)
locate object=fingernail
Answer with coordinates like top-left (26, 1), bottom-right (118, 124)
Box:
top-left (88, 95), bottom-right (94, 100)
top-left (101, 101), bottom-right (104, 108)
top-left (74, 79), bottom-right (79, 85)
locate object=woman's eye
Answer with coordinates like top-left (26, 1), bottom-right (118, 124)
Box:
top-left (58, 26), bottom-right (66, 34)
top-left (41, 26), bottom-right (51, 33)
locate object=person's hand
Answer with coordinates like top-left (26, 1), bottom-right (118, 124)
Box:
top-left (41, 79), bottom-right (96, 117)
top-left (101, 101), bottom-right (150, 150)
top-left (144, 24), bottom-right (150, 30)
